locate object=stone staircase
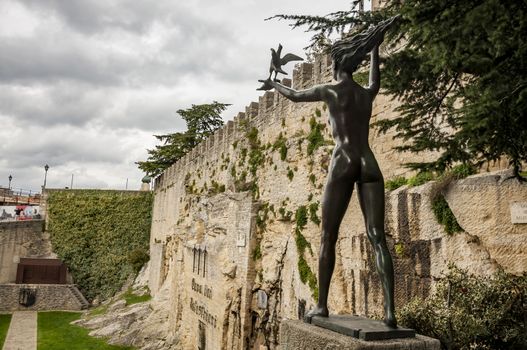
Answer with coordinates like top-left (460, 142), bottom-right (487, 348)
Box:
top-left (67, 285), bottom-right (90, 310)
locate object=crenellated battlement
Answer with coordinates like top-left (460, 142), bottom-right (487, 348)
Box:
top-left (155, 53), bottom-right (335, 189)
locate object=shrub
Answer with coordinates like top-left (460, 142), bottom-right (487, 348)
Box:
top-left (408, 172), bottom-right (435, 187)
top-left (399, 266), bottom-right (527, 350)
top-left (127, 248), bottom-right (149, 273)
top-left (385, 176), bottom-right (408, 190)
top-left (432, 195), bottom-right (462, 235)
top-left (449, 164), bottom-right (476, 180)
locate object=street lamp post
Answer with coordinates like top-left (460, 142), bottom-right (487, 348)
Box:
top-left (43, 164), bottom-right (49, 190)
top-left (8, 175), bottom-right (12, 190)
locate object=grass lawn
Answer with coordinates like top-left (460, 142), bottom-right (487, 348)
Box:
top-left (0, 314), bottom-right (12, 348)
top-left (38, 311), bottom-right (135, 350)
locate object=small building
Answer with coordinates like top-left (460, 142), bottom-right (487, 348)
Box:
top-left (16, 258), bottom-right (68, 284)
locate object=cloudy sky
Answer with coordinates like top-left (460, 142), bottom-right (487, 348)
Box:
top-left (0, 0), bottom-right (365, 193)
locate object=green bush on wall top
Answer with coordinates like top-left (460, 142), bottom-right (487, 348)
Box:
top-left (46, 190), bottom-right (153, 301)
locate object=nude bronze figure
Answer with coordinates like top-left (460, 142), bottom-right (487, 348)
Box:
top-left (258, 18), bottom-right (398, 328)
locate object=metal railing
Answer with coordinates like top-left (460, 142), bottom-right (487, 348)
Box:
top-left (0, 187), bottom-right (41, 205)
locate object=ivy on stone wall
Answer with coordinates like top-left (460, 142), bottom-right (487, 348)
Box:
top-left (295, 206), bottom-right (318, 299)
top-left (46, 190), bottom-right (153, 301)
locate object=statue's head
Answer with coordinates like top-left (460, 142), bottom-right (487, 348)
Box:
top-left (331, 35), bottom-right (367, 79)
top-left (331, 54), bottom-right (365, 80)
top-left (330, 16), bottom-right (398, 80)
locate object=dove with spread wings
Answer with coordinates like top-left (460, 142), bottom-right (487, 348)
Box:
top-left (267, 43), bottom-right (303, 82)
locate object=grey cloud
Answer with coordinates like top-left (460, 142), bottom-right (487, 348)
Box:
top-left (0, 35), bottom-right (132, 85)
top-left (0, 83), bottom-right (112, 127)
top-left (105, 92), bottom-right (188, 132)
top-left (1, 125), bottom-right (125, 170)
top-left (1, 2), bottom-right (253, 87)
top-left (18, 0), bottom-right (173, 34)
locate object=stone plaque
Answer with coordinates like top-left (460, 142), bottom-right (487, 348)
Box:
top-left (511, 202), bottom-right (527, 224)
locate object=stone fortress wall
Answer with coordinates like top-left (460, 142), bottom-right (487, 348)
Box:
top-left (0, 220), bottom-right (52, 284)
top-left (147, 50), bottom-right (526, 349)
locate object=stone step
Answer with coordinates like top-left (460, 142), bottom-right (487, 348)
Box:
top-left (67, 285), bottom-right (90, 309)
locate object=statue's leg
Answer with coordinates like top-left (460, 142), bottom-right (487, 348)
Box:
top-left (304, 167), bottom-right (355, 322)
top-left (357, 180), bottom-right (397, 328)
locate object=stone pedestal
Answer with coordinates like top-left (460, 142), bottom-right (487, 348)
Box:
top-left (309, 315), bottom-right (415, 341)
top-left (280, 319), bottom-right (441, 350)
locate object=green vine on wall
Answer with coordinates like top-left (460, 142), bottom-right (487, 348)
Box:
top-left (46, 190), bottom-right (153, 301)
top-left (272, 133), bottom-right (288, 161)
top-left (294, 206), bottom-right (318, 299)
top-left (431, 195), bottom-right (462, 235)
top-left (307, 117), bottom-right (325, 156)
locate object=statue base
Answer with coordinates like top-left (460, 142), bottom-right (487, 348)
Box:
top-left (309, 315), bottom-right (415, 341)
top-left (280, 318), bottom-right (440, 350)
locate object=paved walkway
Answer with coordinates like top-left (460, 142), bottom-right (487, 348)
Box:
top-left (2, 311), bottom-right (37, 350)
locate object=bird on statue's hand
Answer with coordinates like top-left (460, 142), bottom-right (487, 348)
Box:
top-left (257, 43), bottom-right (303, 90)
top-left (268, 43), bottom-right (303, 82)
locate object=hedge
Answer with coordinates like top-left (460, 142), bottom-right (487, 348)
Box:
top-left (46, 190), bottom-right (153, 301)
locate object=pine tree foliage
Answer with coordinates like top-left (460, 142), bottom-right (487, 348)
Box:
top-left (137, 101), bottom-right (229, 177)
top-left (271, 0), bottom-right (527, 179)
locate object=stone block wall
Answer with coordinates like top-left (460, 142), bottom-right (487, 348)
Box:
top-left (0, 284), bottom-right (87, 311)
top-left (0, 220), bottom-right (54, 283)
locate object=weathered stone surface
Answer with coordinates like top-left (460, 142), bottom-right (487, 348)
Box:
top-left (280, 320), bottom-right (440, 350)
top-left (133, 262), bottom-right (150, 289)
top-left (76, 278), bottom-right (179, 350)
top-left (0, 284), bottom-right (86, 311)
top-left (446, 171), bottom-right (527, 275)
top-left (108, 299), bottom-right (126, 312)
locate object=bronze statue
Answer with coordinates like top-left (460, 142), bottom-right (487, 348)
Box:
top-left (258, 17), bottom-right (398, 328)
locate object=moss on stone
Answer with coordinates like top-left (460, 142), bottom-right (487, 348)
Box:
top-left (295, 206), bottom-right (308, 230)
top-left (297, 255), bottom-right (318, 300)
top-left (385, 176), bottom-right (408, 190)
top-left (272, 133), bottom-right (288, 161)
top-left (252, 241), bottom-right (262, 260)
top-left (432, 195), bottom-right (462, 235)
top-left (307, 117), bottom-right (325, 156)
top-left (408, 172), bottom-right (434, 187)
top-left (308, 202), bottom-right (320, 226)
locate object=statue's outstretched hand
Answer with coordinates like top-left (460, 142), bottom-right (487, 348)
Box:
top-left (257, 79), bottom-right (274, 91)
